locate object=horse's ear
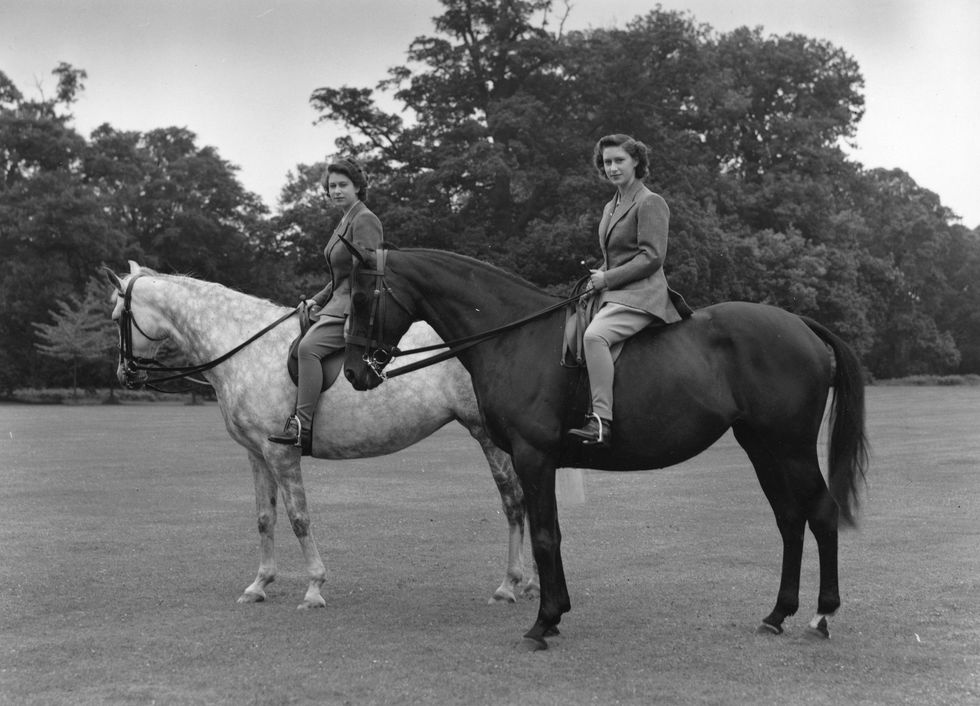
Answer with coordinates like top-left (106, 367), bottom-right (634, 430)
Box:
top-left (103, 266), bottom-right (124, 292)
top-left (128, 260), bottom-right (141, 275)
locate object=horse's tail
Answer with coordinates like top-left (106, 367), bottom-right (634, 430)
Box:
top-left (801, 317), bottom-right (870, 527)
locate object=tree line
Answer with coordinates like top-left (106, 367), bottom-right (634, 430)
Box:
top-left (2, 0), bottom-right (978, 395)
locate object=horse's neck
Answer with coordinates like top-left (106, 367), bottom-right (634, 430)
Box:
top-left (147, 278), bottom-right (289, 368)
top-left (404, 252), bottom-right (555, 343)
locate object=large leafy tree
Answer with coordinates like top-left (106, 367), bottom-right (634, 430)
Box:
top-left (269, 161), bottom-right (339, 303)
top-left (936, 224), bottom-right (980, 373)
top-left (308, 3), bottom-right (867, 298)
top-left (84, 124), bottom-right (276, 295)
top-left (310, 0), bottom-right (599, 285)
top-left (305, 0), bottom-right (979, 375)
top-left (855, 168), bottom-right (962, 376)
top-left (1, 64), bottom-right (282, 392)
top-left (0, 65), bottom-right (126, 391)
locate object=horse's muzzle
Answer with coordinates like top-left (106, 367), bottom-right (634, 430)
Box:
top-left (117, 362), bottom-right (148, 390)
top-left (344, 365), bottom-right (382, 391)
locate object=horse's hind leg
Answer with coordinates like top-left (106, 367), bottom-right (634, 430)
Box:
top-left (238, 451), bottom-right (279, 604)
top-left (465, 428), bottom-right (538, 603)
top-left (805, 486), bottom-right (841, 638)
top-left (735, 427), bottom-right (818, 634)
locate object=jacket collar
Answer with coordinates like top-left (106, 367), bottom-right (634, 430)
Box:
top-left (334, 200), bottom-right (365, 234)
top-left (611, 178), bottom-right (644, 211)
top-left (603, 179), bottom-right (646, 238)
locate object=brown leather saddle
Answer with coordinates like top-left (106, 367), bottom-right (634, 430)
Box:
top-left (561, 281), bottom-right (693, 367)
top-left (286, 303), bottom-right (345, 391)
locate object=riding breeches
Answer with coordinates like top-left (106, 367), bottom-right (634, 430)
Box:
top-left (582, 303), bottom-right (657, 421)
top-left (294, 316), bottom-right (346, 427)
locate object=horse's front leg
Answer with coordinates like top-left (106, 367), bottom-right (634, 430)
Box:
top-left (467, 431), bottom-right (536, 603)
top-left (268, 448), bottom-right (328, 609)
top-left (513, 444), bottom-right (569, 649)
top-left (238, 451), bottom-right (278, 604)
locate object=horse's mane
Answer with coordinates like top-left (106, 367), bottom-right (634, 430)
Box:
top-left (131, 268), bottom-right (284, 310)
top-left (388, 246), bottom-right (559, 301)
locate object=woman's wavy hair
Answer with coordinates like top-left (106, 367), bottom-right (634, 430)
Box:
top-left (325, 158), bottom-right (369, 201)
top-left (592, 134), bottom-right (651, 180)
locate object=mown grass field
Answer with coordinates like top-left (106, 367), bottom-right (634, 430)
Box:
top-left (1, 387), bottom-right (978, 705)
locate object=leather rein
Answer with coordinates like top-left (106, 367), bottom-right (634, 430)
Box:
top-left (116, 273), bottom-right (299, 391)
top-left (344, 248), bottom-right (587, 382)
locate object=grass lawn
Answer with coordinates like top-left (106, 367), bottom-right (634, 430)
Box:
top-left (0, 387), bottom-right (977, 704)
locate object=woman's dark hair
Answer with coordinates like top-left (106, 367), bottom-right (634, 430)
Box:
top-left (592, 134), bottom-right (651, 180)
top-left (325, 158), bottom-right (369, 201)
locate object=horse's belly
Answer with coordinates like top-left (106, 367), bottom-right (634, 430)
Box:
top-left (310, 376), bottom-right (464, 460)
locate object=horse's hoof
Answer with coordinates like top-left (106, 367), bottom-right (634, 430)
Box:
top-left (518, 636), bottom-right (548, 651)
top-left (297, 597), bottom-right (327, 610)
top-left (756, 621), bottom-right (783, 635)
top-left (237, 591), bottom-right (265, 604)
top-left (543, 626), bottom-right (561, 637)
top-left (489, 589), bottom-right (517, 604)
top-left (806, 616), bottom-right (830, 639)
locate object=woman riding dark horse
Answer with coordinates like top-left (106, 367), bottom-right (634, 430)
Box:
top-left (569, 134), bottom-right (692, 448)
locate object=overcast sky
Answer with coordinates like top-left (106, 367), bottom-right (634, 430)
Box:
top-left (2, 0), bottom-right (977, 227)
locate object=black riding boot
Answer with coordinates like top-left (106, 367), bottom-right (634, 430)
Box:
top-left (567, 413), bottom-right (612, 448)
top-left (268, 414), bottom-right (313, 455)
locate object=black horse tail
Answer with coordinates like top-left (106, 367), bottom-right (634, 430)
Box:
top-left (800, 317), bottom-right (870, 527)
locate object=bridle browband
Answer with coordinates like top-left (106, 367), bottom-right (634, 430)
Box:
top-left (345, 246), bottom-right (586, 382)
top-left (115, 272), bottom-right (300, 391)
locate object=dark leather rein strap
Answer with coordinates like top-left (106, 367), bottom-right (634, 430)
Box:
top-left (118, 273), bottom-right (300, 389)
top-left (347, 254), bottom-right (586, 380)
top-left (382, 294), bottom-right (581, 380)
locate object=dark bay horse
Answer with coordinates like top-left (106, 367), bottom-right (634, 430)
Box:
top-left (342, 247), bottom-right (869, 649)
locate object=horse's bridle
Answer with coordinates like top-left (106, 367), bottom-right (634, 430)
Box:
top-left (344, 247), bottom-right (415, 381)
top-left (116, 273), bottom-right (168, 389)
top-left (113, 272), bottom-right (300, 391)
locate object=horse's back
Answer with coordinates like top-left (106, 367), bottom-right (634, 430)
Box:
top-left (585, 301), bottom-right (833, 469)
top-left (632, 301), bottom-right (830, 378)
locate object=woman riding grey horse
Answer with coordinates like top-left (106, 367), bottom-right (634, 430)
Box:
top-left (270, 158), bottom-right (382, 454)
